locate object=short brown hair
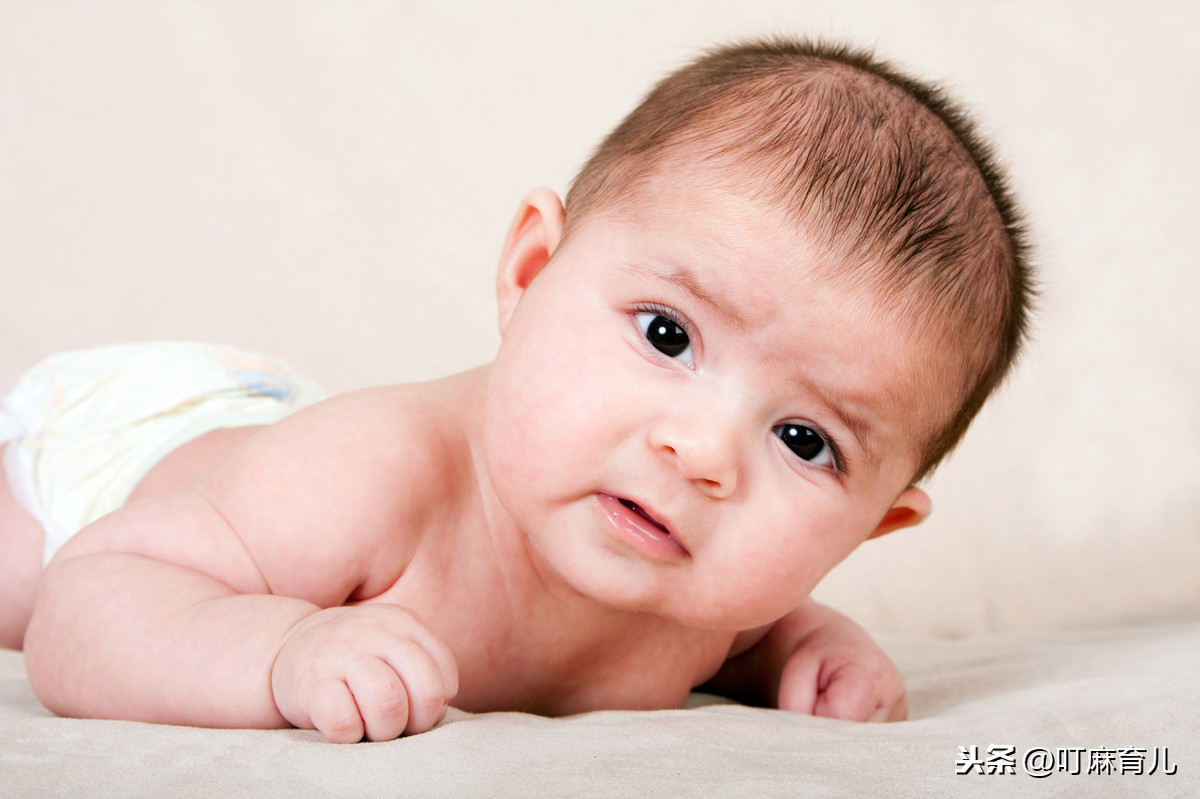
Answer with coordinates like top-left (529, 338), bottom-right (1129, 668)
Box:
top-left (564, 39), bottom-right (1033, 481)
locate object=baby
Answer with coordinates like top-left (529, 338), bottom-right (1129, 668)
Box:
top-left (1, 38), bottom-right (1031, 742)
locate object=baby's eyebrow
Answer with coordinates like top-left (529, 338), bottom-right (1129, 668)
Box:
top-left (823, 398), bottom-right (883, 474)
top-left (787, 369), bottom-right (885, 475)
top-left (624, 264), bottom-right (746, 330)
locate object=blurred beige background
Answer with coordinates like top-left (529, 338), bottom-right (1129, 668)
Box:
top-left (2, 1), bottom-right (1197, 637)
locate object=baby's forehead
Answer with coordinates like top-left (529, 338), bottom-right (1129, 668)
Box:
top-left (602, 158), bottom-right (915, 292)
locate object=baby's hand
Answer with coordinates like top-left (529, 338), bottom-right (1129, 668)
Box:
top-left (774, 604), bottom-right (907, 722)
top-left (271, 604), bottom-right (459, 742)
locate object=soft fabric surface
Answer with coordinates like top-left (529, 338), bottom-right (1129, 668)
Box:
top-left (3, 609), bottom-right (1197, 796)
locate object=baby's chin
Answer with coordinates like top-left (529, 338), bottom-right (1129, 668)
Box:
top-left (666, 602), bottom-right (799, 633)
top-left (657, 581), bottom-right (819, 632)
top-left (578, 574), bottom-right (794, 632)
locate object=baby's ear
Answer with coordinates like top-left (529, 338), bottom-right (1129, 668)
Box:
top-left (496, 188), bottom-right (566, 335)
top-left (867, 486), bottom-right (931, 540)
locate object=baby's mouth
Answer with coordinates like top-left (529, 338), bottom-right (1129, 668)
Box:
top-left (618, 498), bottom-right (671, 536)
top-left (597, 493), bottom-right (690, 561)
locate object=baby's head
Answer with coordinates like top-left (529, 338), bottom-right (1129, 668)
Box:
top-left (561, 39), bottom-right (1032, 482)
top-left (485, 39), bottom-right (1033, 628)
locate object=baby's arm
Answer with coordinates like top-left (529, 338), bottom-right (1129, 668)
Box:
top-left (706, 598), bottom-right (907, 722)
top-left (23, 390), bottom-right (457, 742)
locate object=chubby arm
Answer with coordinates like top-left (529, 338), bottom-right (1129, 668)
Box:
top-left (25, 492), bottom-right (319, 728)
top-left (704, 598), bottom-right (907, 722)
top-left (23, 390), bottom-right (457, 741)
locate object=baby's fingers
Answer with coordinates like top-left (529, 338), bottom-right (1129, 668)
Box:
top-left (376, 639), bottom-right (455, 736)
top-left (345, 656), bottom-right (411, 741)
top-left (775, 647), bottom-right (822, 715)
top-left (813, 663), bottom-right (908, 723)
top-left (402, 621), bottom-right (460, 710)
top-left (307, 676), bottom-right (366, 743)
top-left (314, 643), bottom-right (449, 743)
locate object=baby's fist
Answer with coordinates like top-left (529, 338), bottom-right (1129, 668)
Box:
top-left (775, 605), bottom-right (907, 722)
top-left (272, 604), bottom-right (459, 742)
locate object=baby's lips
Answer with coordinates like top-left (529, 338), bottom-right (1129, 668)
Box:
top-left (598, 493), bottom-right (691, 561)
top-left (617, 498), bottom-right (671, 536)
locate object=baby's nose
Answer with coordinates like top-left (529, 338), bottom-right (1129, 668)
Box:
top-left (648, 415), bottom-right (740, 499)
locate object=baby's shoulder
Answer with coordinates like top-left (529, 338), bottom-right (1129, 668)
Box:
top-left (197, 375), bottom-right (481, 599)
top-left (280, 379), bottom-right (470, 485)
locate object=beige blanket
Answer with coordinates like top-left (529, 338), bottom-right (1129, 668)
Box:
top-left (3, 609), bottom-right (1196, 796)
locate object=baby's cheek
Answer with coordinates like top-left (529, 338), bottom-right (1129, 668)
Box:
top-left (484, 363), bottom-right (585, 484)
top-left (749, 507), bottom-right (845, 607)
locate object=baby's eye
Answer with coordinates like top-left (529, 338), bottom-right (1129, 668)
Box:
top-left (636, 312), bottom-right (693, 366)
top-left (774, 424), bottom-right (836, 470)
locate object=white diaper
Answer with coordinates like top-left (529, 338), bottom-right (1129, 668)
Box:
top-left (0, 342), bottom-right (325, 564)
